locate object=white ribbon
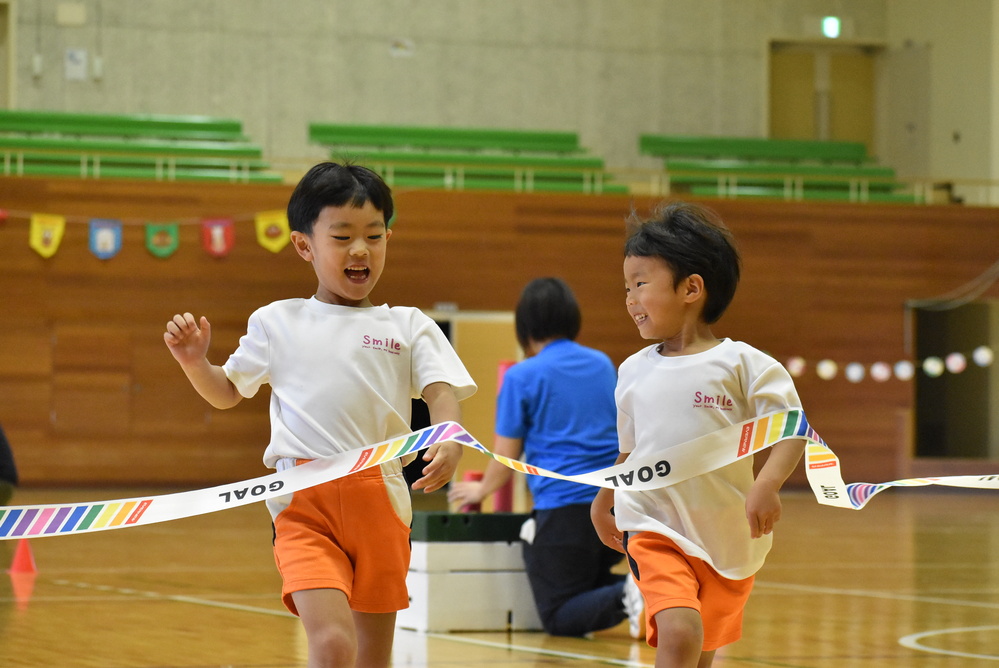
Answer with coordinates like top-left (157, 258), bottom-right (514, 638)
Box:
top-left (2, 411), bottom-right (997, 540)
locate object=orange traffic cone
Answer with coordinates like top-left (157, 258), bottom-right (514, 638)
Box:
top-left (7, 539), bottom-right (37, 610)
top-left (9, 572), bottom-right (36, 611)
top-left (7, 539), bottom-right (36, 575)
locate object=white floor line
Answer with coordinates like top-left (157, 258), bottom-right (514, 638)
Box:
top-left (49, 579), bottom-right (296, 618)
top-left (758, 580), bottom-right (999, 611)
top-left (761, 581), bottom-right (999, 661)
top-left (421, 631), bottom-right (652, 668)
top-left (48, 579), bottom-right (650, 666)
top-left (898, 625), bottom-right (999, 661)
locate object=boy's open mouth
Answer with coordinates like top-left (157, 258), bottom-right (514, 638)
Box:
top-left (345, 266), bottom-right (369, 282)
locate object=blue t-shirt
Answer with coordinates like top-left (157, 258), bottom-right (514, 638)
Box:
top-left (495, 339), bottom-right (619, 509)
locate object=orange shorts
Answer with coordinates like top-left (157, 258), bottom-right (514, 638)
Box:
top-left (624, 531), bottom-right (754, 651)
top-left (272, 465), bottom-right (411, 615)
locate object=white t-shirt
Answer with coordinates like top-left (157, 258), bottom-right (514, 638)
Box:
top-left (614, 338), bottom-right (801, 580)
top-left (223, 297), bottom-right (476, 468)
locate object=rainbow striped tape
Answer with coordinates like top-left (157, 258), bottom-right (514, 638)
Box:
top-left (4, 412), bottom-right (999, 540)
top-left (0, 421), bottom-right (474, 541)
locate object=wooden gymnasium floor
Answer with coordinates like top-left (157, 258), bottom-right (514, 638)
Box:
top-left (2, 487), bottom-right (999, 667)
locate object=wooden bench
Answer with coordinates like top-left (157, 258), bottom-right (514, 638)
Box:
top-left (0, 110), bottom-right (281, 183)
top-left (309, 123), bottom-right (627, 194)
top-left (639, 134), bottom-right (916, 202)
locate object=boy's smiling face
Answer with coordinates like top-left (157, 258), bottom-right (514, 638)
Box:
top-left (623, 254), bottom-right (692, 342)
top-left (291, 201), bottom-right (391, 307)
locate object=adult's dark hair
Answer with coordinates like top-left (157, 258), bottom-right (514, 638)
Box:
top-left (514, 277), bottom-right (582, 350)
top-left (287, 161), bottom-right (394, 234)
top-left (624, 201), bottom-right (741, 324)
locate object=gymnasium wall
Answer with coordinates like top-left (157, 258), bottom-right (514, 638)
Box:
top-left (14, 1), bottom-right (999, 201)
top-left (13, 0), bottom-right (890, 169)
top-left (1, 175), bottom-right (997, 489)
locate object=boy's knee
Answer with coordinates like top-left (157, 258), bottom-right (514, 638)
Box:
top-left (655, 607), bottom-right (703, 650)
top-left (308, 625), bottom-right (356, 667)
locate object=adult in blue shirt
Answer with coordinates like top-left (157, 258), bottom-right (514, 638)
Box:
top-left (449, 277), bottom-right (642, 637)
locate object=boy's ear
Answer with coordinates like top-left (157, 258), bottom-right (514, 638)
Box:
top-left (290, 231), bottom-right (313, 262)
top-left (683, 274), bottom-right (705, 303)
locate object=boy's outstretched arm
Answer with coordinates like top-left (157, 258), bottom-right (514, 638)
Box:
top-left (412, 381), bottom-right (463, 494)
top-left (591, 451), bottom-right (630, 553)
top-left (745, 438), bottom-right (805, 538)
top-left (447, 435), bottom-right (520, 507)
top-left (164, 312), bottom-right (242, 410)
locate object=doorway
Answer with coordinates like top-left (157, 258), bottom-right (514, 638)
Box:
top-left (769, 41), bottom-right (881, 153)
top-left (914, 301), bottom-right (999, 459)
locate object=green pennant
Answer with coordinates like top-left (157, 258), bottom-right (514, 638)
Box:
top-left (146, 222), bottom-right (179, 258)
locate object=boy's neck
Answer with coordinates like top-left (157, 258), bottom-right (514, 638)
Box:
top-left (656, 323), bottom-right (721, 357)
top-left (314, 292), bottom-right (375, 308)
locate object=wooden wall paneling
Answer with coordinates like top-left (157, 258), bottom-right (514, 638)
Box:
top-left (0, 327), bottom-right (52, 378)
top-left (0, 377), bottom-right (50, 429)
top-left (130, 334), bottom-right (213, 438)
top-left (51, 370), bottom-right (131, 435)
top-left (440, 313), bottom-right (521, 495)
top-left (1, 176), bottom-right (998, 488)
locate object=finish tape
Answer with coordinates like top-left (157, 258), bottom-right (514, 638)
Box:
top-left (2, 411), bottom-right (996, 540)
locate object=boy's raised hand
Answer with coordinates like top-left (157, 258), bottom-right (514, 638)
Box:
top-left (164, 312), bottom-right (212, 366)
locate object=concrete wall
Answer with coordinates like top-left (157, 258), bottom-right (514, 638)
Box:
top-left (883, 0), bottom-right (997, 203)
top-left (5, 0), bottom-right (999, 201)
top-left (10, 0), bottom-right (885, 168)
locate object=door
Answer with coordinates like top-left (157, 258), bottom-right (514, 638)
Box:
top-left (769, 42), bottom-right (879, 153)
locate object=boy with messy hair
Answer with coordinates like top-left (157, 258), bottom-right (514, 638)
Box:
top-left (165, 162), bottom-right (476, 667)
top-left (591, 201), bottom-right (805, 667)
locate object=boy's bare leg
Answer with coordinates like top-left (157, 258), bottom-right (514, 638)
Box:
top-left (353, 611), bottom-right (397, 667)
top-left (292, 588), bottom-right (357, 668)
top-left (654, 607), bottom-right (709, 668)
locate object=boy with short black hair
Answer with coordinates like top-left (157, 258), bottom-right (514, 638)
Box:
top-left (165, 161), bottom-right (476, 667)
top-left (591, 201), bottom-right (805, 667)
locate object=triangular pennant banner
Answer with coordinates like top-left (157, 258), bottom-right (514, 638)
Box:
top-left (29, 214), bottom-right (66, 258)
top-left (146, 222), bottom-right (179, 258)
top-left (255, 210), bottom-right (290, 253)
top-left (89, 219), bottom-right (123, 260)
top-left (201, 218), bottom-right (235, 258)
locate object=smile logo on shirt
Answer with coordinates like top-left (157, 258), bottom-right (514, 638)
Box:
top-left (692, 391), bottom-right (734, 411)
top-left (362, 334), bottom-right (402, 355)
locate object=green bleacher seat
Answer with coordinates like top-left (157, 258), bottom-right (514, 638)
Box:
top-left (640, 134), bottom-right (912, 202)
top-left (0, 110), bottom-right (281, 183)
top-left (310, 123), bottom-right (626, 194)
top-left (310, 124), bottom-right (583, 154)
top-left (640, 135), bottom-right (870, 163)
top-left (688, 184), bottom-right (919, 204)
top-left (0, 110), bottom-right (247, 142)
